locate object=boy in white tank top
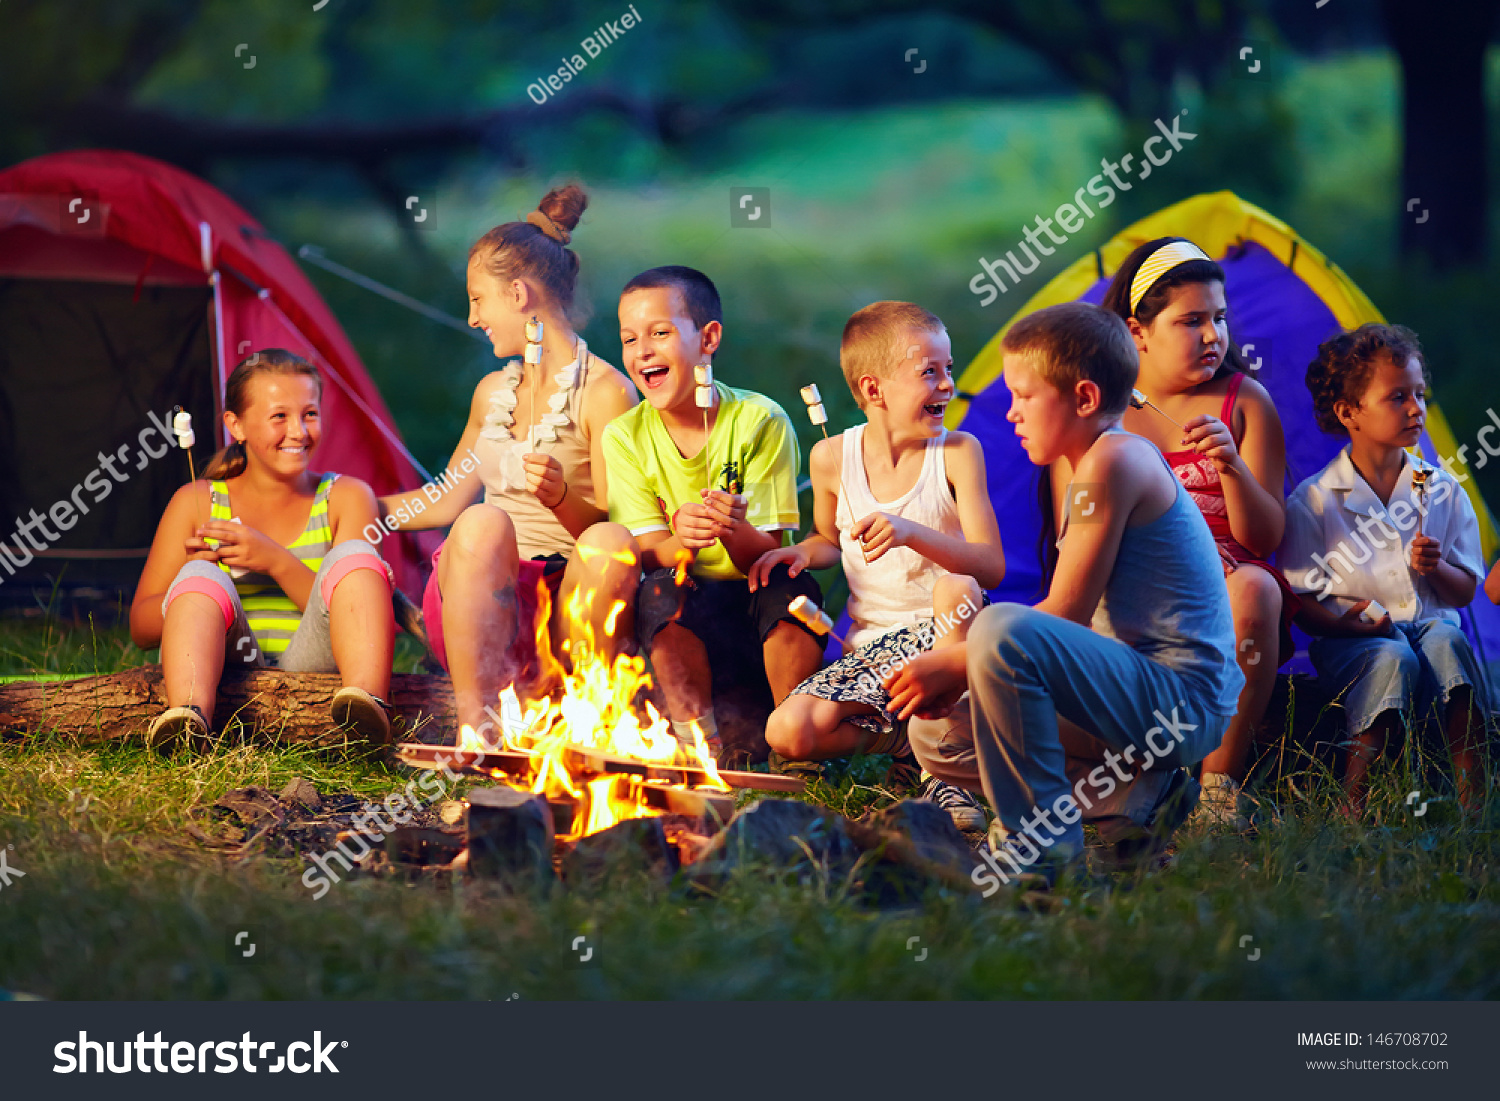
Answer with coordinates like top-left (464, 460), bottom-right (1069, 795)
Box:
top-left (751, 302), bottom-right (1005, 827)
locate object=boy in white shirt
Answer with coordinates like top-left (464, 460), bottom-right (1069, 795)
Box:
top-left (1279, 324), bottom-right (1490, 813)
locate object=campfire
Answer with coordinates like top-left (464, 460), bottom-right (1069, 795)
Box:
top-left (397, 561), bottom-right (797, 850)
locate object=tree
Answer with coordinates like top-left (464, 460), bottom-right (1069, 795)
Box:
top-left (1381, 0), bottom-right (1499, 270)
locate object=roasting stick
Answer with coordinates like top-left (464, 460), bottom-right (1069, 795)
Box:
top-left (801, 382), bottom-right (867, 562)
top-left (172, 409), bottom-right (203, 531)
top-left (1412, 464), bottom-right (1431, 537)
top-left (1129, 387), bottom-right (1184, 430)
top-left (525, 316), bottom-right (543, 454)
top-left (695, 363), bottom-right (715, 496)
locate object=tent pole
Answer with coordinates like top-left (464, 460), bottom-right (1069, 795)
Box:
top-left (202, 221), bottom-right (229, 448)
top-left (260, 294), bottom-right (435, 485)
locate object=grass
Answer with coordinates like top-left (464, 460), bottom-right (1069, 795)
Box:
top-left (0, 617), bottom-right (1496, 999)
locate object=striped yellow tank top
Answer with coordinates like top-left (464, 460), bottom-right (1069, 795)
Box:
top-left (210, 473), bottom-right (337, 658)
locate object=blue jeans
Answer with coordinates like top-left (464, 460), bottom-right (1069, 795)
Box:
top-left (953, 603), bottom-right (1235, 850)
top-left (1309, 619), bottom-right (1491, 737)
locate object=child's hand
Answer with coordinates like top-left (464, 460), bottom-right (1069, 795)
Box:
top-left (850, 511), bottom-right (913, 563)
top-left (182, 537), bottom-right (222, 563)
top-left (700, 489), bottom-right (747, 530)
top-left (1409, 533), bottom-right (1442, 576)
top-left (1337, 599), bottom-right (1393, 637)
top-left (522, 453), bottom-right (567, 508)
top-left (884, 648), bottom-right (968, 721)
top-left (194, 521), bottom-right (281, 576)
top-left (1181, 415), bottom-right (1239, 471)
top-left (747, 546), bottom-right (810, 592)
top-left (671, 503), bottom-right (722, 550)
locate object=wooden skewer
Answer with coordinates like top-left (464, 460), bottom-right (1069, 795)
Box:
top-left (1129, 388), bottom-right (1184, 430)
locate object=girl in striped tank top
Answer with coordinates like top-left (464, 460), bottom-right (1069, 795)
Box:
top-left (130, 350), bottom-right (396, 745)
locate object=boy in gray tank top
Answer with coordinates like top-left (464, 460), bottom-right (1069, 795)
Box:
top-left (886, 303), bottom-right (1244, 889)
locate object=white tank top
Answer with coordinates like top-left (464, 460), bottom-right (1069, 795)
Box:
top-left (835, 424), bottom-right (963, 648)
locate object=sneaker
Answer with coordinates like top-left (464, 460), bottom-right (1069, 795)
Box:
top-left (331, 686), bottom-right (393, 744)
top-left (1191, 771), bottom-right (1254, 832)
top-left (980, 820), bottom-right (1082, 890)
top-left (919, 773), bottom-right (989, 833)
top-left (145, 705), bottom-right (209, 748)
top-left (767, 751), bottom-right (825, 780)
top-left (1108, 767), bottom-right (1200, 869)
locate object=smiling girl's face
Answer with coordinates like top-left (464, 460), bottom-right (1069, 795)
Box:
top-left (466, 255), bottom-right (528, 360)
top-left (1131, 281), bottom-right (1228, 393)
top-left (226, 373), bottom-right (321, 475)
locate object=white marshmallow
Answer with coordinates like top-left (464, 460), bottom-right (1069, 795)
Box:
top-left (524, 342), bottom-right (542, 365)
top-left (787, 595), bottom-right (833, 635)
top-left (808, 402), bottom-right (828, 425)
top-left (695, 385), bottom-right (714, 409)
top-left (177, 428), bottom-right (195, 450)
top-left (800, 384), bottom-right (821, 405)
top-left (173, 410), bottom-right (193, 436)
top-left (525, 318), bottom-right (543, 343)
top-left (694, 364), bottom-right (713, 386)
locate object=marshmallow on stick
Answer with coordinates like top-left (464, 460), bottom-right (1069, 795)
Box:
top-left (800, 383), bottom-right (830, 440)
top-left (1412, 464), bottom-right (1431, 536)
top-left (1129, 388), bottom-right (1184, 430)
top-left (787, 595), bottom-right (850, 652)
top-left (525, 316), bottom-right (543, 451)
top-left (695, 363), bottom-right (715, 493)
top-left (172, 408), bottom-right (203, 532)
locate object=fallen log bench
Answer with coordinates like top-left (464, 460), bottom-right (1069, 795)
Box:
top-left (0, 666), bottom-right (455, 747)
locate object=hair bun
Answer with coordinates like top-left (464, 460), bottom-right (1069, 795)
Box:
top-left (531, 183), bottom-right (589, 244)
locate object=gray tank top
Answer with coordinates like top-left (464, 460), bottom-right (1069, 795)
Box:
top-left (1062, 452), bottom-right (1241, 716)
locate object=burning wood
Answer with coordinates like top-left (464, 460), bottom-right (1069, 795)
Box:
top-left (402, 553), bottom-right (801, 848)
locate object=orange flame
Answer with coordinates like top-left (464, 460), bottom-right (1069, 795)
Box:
top-left (457, 566), bottom-right (725, 839)
top-left (672, 549), bottom-right (691, 586)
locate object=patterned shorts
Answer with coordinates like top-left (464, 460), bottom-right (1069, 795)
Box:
top-left (789, 597), bottom-right (987, 744)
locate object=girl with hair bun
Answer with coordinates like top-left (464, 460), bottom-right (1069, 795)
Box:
top-left (130, 349), bottom-right (397, 745)
top-left (375, 184), bottom-right (637, 738)
top-left (1280, 323), bottom-right (1488, 815)
top-left (1100, 236), bottom-right (1295, 830)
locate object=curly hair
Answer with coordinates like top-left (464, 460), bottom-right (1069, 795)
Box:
top-left (1305, 323), bottom-right (1428, 436)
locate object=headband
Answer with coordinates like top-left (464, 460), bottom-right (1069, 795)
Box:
top-left (1128, 240), bottom-right (1213, 313)
top-left (526, 209), bottom-right (571, 245)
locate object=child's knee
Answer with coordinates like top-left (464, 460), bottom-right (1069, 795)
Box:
top-left (574, 522), bottom-right (640, 568)
top-left (765, 696), bottom-right (823, 759)
top-left (319, 541), bottom-right (393, 608)
top-left (933, 573), bottom-right (981, 610)
top-left (447, 503), bottom-right (519, 567)
top-left (1228, 566), bottom-right (1280, 626)
top-left (969, 601), bottom-right (1035, 654)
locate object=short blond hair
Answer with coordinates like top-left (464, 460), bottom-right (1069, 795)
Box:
top-left (840, 301), bottom-right (945, 409)
top-left (1001, 302), bottom-right (1137, 416)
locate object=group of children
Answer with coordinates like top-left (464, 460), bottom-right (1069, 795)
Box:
top-left (130, 187), bottom-right (1495, 871)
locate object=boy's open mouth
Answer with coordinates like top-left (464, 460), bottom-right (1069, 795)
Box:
top-left (923, 402), bottom-right (947, 417)
top-left (640, 365), bottom-right (671, 387)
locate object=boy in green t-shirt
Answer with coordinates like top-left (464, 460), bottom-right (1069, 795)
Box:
top-left (600, 265), bottom-right (825, 758)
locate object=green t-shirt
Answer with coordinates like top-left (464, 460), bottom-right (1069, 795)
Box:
top-left (601, 382), bottom-right (802, 580)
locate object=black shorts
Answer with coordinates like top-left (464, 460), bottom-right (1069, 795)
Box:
top-left (635, 562), bottom-right (823, 692)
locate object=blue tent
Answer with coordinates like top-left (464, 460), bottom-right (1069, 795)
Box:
top-left (947, 191), bottom-right (1500, 674)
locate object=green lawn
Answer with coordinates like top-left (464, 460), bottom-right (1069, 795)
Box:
top-left (0, 617), bottom-right (1495, 1000)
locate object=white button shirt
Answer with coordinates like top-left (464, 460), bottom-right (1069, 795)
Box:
top-left (1279, 447), bottom-right (1483, 627)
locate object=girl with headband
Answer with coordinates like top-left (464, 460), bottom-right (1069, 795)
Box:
top-left (376, 184), bottom-right (638, 738)
top-left (1100, 237), bottom-right (1296, 831)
